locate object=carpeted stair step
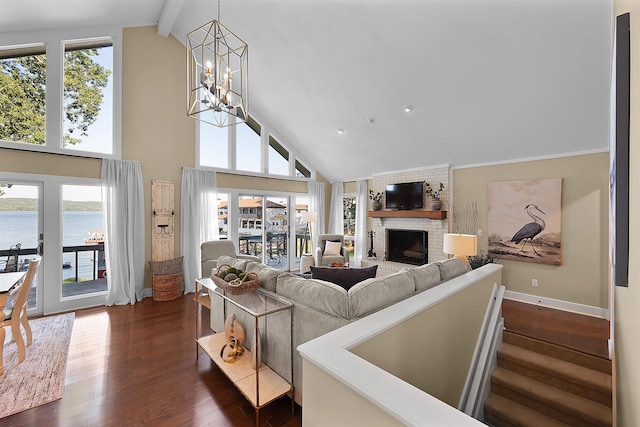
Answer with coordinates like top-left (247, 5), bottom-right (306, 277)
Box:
top-left (497, 342), bottom-right (612, 406)
top-left (484, 393), bottom-right (573, 427)
top-left (503, 331), bottom-right (611, 375)
top-left (491, 367), bottom-right (612, 427)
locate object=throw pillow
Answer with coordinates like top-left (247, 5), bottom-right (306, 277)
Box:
top-left (310, 265), bottom-right (378, 291)
top-left (324, 240), bottom-right (342, 255)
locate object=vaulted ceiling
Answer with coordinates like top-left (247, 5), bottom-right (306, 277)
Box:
top-left (0, 0), bottom-right (613, 182)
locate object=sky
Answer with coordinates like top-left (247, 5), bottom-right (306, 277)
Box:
top-left (2, 184), bottom-right (102, 201)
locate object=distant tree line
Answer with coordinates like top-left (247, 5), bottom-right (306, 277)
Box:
top-left (0, 198), bottom-right (102, 211)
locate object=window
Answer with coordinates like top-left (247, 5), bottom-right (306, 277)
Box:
top-left (200, 120), bottom-right (228, 168)
top-left (197, 114), bottom-right (314, 179)
top-left (236, 117), bottom-right (261, 172)
top-left (268, 136), bottom-right (289, 175)
top-left (343, 195), bottom-right (356, 260)
top-left (63, 39), bottom-right (113, 153)
top-left (0, 32), bottom-right (119, 157)
top-left (0, 44), bottom-right (47, 145)
top-left (295, 159), bottom-right (311, 178)
top-left (216, 193), bottom-right (229, 239)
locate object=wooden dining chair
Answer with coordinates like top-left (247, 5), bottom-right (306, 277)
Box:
top-left (2, 257), bottom-right (40, 363)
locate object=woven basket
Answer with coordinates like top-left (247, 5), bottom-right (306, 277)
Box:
top-left (149, 257), bottom-right (184, 301)
top-left (152, 272), bottom-right (183, 301)
top-left (211, 264), bottom-right (260, 295)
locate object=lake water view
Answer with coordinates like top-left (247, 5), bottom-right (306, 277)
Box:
top-left (0, 211), bottom-right (104, 281)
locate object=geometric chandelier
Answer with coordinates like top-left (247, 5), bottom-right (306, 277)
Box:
top-left (186, 1), bottom-right (248, 127)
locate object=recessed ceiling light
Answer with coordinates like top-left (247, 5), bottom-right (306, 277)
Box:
top-left (337, 128), bottom-right (345, 135)
top-left (366, 117), bottom-right (375, 124)
top-left (403, 105), bottom-right (413, 113)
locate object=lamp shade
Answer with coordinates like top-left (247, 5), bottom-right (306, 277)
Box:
top-left (443, 233), bottom-right (478, 257)
top-left (301, 211), bottom-right (317, 223)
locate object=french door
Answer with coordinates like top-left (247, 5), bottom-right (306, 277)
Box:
top-left (0, 172), bottom-right (107, 315)
top-left (0, 178), bottom-right (44, 314)
top-left (43, 179), bottom-right (107, 314)
top-left (236, 194), bottom-right (290, 271)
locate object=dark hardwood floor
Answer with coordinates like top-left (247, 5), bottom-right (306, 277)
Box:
top-left (4, 296), bottom-right (301, 427)
top-left (502, 298), bottom-right (610, 359)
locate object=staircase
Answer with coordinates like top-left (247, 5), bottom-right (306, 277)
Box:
top-left (484, 331), bottom-right (612, 427)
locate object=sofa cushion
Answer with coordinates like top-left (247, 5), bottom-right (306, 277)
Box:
top-left (276, 273), bottom-right (349, 318)
top-left (310, 265), bottom-right (378, 291)
top-left (245, 261), bottom-right (283, 292)
top-left (437, 257), bottom-right (472, 281)
top-left (348, 270), bottom-right (415, 319)
top-left (215, 255), bottom-right (250, 275)
top-left (408, 263), bottom-right (442, 292)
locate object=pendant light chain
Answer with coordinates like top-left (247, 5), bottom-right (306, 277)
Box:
top-left (217, 0), bottom-right (221, 22)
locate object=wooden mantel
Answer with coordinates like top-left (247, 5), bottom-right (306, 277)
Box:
top-left (368, 210), bottom-right (447, 220)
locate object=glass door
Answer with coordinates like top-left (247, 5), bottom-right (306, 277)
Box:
top-left (235, 194), bottom-right (290, 271)
top-left (0, 180), bottom-right (44, 314)
top-left (265, 196), bottom-right (288, 270)
top-left (44, 182), bottom-right (107, 314)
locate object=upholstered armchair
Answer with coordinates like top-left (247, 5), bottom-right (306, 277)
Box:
top-left (314, 234), bottom-right (349, 266)
top-left (200, 240), bottom-right (260, 277)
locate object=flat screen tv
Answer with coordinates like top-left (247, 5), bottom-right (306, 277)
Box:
top-left (385, 181), bottom-right (423, 210)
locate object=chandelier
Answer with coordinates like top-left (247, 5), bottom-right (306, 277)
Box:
top-left (186, 0), bottom-right (248, 127)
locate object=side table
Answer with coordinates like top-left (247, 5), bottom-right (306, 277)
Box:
top-left (195, 277), bottom-right (294, 426)
top-left (300, 253), bottom-right (314, 273)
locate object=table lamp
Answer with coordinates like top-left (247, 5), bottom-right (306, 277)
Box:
top-left (443, 233), bottom-right (478, 267)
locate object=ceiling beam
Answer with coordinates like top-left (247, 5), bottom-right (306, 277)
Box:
top-left (157, 0), bottom-right (185, 38)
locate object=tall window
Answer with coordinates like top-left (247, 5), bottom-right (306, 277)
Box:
top-left (0, 44), bottom-right (47, 145)
top-left (197, 115), bottom-right (314, 179)
top-left (63, 39), bottom-right (113, 154)
top-left (0, 34), bottom-right (118, 156)
top-left (236, 117), bottom-right (261, 172)
top-left (268, 136), bottom-right (289, 175)
top-left (200, 121), bottom-right (228, 168)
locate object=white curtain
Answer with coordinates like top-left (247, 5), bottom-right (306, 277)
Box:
top-left (181, 168), bottom-right (218, 293)
top-left (328, 182), bottom-right (344, 235)
top-left (308, 180), bottom-right (325, 249)
top-left (354, 179), bottom-right (368, 266)
top-left (101, 159), bottom-right (145, 305)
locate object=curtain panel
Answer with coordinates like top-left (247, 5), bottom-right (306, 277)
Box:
top-left (101, 159), bottom-right (145, 305)
top-left (328, 182), bottom-right (344, 235)
top-left (181, 168), bottom-right (218, 293)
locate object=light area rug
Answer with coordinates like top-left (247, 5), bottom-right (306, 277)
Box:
top-left (0, 312), bottom-right (75, 419)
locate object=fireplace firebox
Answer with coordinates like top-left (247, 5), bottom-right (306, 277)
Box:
top-left (386, 229), bottom-right (428, 265)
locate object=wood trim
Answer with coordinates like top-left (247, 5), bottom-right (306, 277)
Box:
top-left (368, 210), bottom-right (447, 219)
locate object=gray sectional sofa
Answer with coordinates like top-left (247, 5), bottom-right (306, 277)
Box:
top-left (204, 254), bottom-right (471, 405)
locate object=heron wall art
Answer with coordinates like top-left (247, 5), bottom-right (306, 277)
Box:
top-left (488, 178), bottom-right (562, 266)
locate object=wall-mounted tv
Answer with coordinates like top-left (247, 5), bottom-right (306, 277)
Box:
top-left (385, 181), bottom-right (423, 210)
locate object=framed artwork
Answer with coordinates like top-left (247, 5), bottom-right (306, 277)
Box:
top-left (488, 178), bottom-right (562, 266)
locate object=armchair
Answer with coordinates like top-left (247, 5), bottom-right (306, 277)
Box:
top-left (315, 234), bottom-right (349, 266)
top-left (201, 240), bottom-right (261, 277)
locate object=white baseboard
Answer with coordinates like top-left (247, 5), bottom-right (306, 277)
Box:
top-left (503, 290), bottom-right (609, 320)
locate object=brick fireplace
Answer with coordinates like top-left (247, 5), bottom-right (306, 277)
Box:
top-left (369, 166), bottom-right (450, 265)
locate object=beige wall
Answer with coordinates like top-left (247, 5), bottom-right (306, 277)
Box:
top-left (453, 152), bottom-right (609, 309)
top-left (122, 26), bottom-right (195, 288)
top-left (614, 2), bottom-right (640, 426)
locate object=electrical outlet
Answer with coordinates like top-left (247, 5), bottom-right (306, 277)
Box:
top-left (531, 279), bottom-right (538, 287)
top-left (477, 229), bottom-right (483, 236)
